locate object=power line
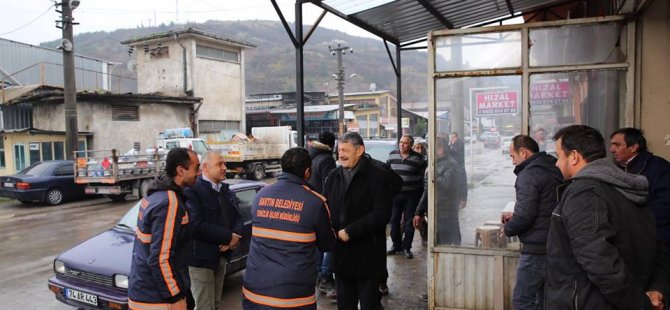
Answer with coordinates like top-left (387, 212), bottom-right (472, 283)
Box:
top-left (0, 4), bottom-right (55, 36)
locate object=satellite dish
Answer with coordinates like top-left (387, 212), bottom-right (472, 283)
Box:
top-left (369, 83), bottom-right (377, 92)
top-left (127, 59), bottom-right (137, 71)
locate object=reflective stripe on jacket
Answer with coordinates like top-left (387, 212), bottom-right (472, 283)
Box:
top-left (242, 173), bottom-right (336, 308)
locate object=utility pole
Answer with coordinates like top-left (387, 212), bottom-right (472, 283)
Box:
top-left (56, 0), bottom-right (80, 160)
top-left (328, 44), bottom-right (353, 137)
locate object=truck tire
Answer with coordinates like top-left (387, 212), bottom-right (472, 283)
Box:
top-left (248, 164), bottom-right (265, 181)
top-left (108, 194), bottom-right (127, 202)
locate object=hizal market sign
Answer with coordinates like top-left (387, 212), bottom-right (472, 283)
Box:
top-left (476, 91), bottom-right (518, 115)
top-left (530, 81), bottom-right (571, 105)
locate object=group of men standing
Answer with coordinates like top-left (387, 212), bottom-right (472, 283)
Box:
top-left (503, 126), bottom-right (670, 310)
top-left (124, 123), bottom-right (670, 310)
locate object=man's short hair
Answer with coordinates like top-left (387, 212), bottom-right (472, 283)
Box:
top-left (401, 134), bottom-right (415, 147)
top-left (319, 131), bottom-right (336, 149)
top-left (610, 127), bottom-right (647, 152)
top-left (281, 147), bottom-right (312, 178)
top-left (450, 132), bottom-right (459, 138)
top-left (165, 147), bottom-right (196, 178)
top-left (340, 132), bottom-right (364, 147)
top-left (512, 135), bottom-right (539, 153)
top-left (553, 125), bottom-right (606, 163)
top-left (436, 136), bottom-right (451, 156)
top-left (200, 150), bottom-right (221, 165)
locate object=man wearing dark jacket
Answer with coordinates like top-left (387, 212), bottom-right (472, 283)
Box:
top-left (128, 148), bottom-right (200, 310)
top-left (610, 127), bottom-right (670, 255)
top-left (307, 131), bottom-right (338, 297)
top-left (501, 135), bottom-right (562, 310)
top-left (184, 150), bottom-right (243, 310)
top-left (323, 132), bottom-right (394, 310)
top-left (547, 125), bottom-right (670, 310)
top-left (242, 147), bottom-right (336, 309)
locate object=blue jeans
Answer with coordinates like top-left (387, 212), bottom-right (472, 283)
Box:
top-left (513, 253), bottom-right (546, 310)
top-left (316, 250), bottom-right (333, 278)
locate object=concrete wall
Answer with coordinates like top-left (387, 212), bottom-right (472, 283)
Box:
top-left (191, 41), bottom-right (244, 124)
top-left (639, 0), bottom-right (670, 159)
top-left (136, 40), bottom-right (191, 96)
top-left (33, 101), bottom-right (191, 151)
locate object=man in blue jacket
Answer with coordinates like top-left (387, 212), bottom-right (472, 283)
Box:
top-left (242, 147), bottom-right (336, 309)
top-left (501, 135), bottom-right (562, 310)
top-left (185, 150), bottom-right (243, 310)
top-left (610, 127), bottom-right (670, 255)
top-left (128, 148), bottom-right (200, 310)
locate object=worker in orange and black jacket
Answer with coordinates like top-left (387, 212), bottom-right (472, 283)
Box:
top-left (128, 148), bottom-right (200, 310)
top-left (242, 147), bottom-right (336, 310)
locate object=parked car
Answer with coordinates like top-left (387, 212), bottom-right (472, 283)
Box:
top-left (47, 181), bottom-right (265, 310)
top-left (501, 137), bottom-right (513, 154)
top-left (480, 132), bottom-right (501, 148)
top-left (363, 139), bottom-right (397, 161)
top-left (0, 160), bottom-right (85, 205)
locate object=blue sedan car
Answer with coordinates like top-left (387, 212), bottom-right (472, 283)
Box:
top-left (0, 160), bottom-right (85, 205)
top-left (47, 181), bottom-right (264, 310)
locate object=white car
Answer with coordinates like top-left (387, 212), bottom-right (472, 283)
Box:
top-left (501, 137), bottom-right (513, 154)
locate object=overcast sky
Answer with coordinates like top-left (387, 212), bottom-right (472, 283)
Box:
top-left (0, 0), bottom-right (378, 46)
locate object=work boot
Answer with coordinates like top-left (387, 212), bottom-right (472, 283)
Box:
top-left (318, 275), bottom-right (335, 294)
top-left (403, 249), bottom-right (414, 259)
top-left (386, 247), bottom-right (401, 255)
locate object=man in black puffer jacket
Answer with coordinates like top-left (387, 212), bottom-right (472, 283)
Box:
top-left (502, 135), bottom-right (562, 310)
top-left (307, 131), bottom-right (336, 194)
top-left (547, 125), bottom-right (670, 310)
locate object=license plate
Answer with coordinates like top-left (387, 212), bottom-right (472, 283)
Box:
top-left (3, 182), bottom-right (14, 188)
top-left (65, 288), bottom-right (98, 306)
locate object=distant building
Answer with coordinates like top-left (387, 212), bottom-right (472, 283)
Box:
top-left (122, 27), bottom-right (256, 134)
top-left (246, 90), bottom-right (428, 138)
top-left (0, 85), bottom-right (199, 175)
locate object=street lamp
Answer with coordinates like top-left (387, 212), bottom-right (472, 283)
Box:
top-left (328, 44), bottom-right (353, 136)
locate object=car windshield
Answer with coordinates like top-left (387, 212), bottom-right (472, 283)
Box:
top-left (117, 202), bottom-right (140, 230)
top-left (17, 162), bottom-right (58, 176)
top-left (364, 141), bottom-right (396, 162)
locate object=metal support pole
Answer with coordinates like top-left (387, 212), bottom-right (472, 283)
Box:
top-left (295, 1), bottom-right (304, 147)
top-left (396, 45), bottom-right (402, 140)
top-left (60, 0), bottom-right (78, 159)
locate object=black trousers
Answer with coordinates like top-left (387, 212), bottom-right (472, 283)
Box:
top-left (390, 190), bottom-right (421, 250)
top-left (335, 275), bottom-right (383, 310)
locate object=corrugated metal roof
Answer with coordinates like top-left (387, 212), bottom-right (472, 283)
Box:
top-left (314, 0), bottom-right (638, 44)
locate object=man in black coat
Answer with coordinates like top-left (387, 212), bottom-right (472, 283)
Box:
top-left (501, 135), bottom-right (562, 310)
top-left (546, 125), bottom-right (670, 310)
top-left (323, 132), bottom-right (393, 310)
top-left (610, 127), bottom-right (670, 255)
top-left (184, 151), bottom-right (243, 310)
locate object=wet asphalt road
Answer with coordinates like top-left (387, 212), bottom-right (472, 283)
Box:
top-left (0, 176), bottom-right (429, 310)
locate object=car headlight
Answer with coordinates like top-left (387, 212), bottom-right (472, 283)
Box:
top-left (114, 274), bottom-right (128, 289)
top-left (54, 260), bottom-right (65, 274)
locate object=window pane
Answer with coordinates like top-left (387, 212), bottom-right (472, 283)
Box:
top-left (30, 149), bottom-right (40, 164)
top-left (435, 31), bottom-right (521, 71)
top-left (54, 141), bottom-right (64, 160)
top-left (434, 76), bottom-right (521, 247)
top-left (235, 189), bottom-right (257, 222)
top-left (530, 22), bottom-right (625, 67)
top-left (41, 142), bottom-right (53, 161)
top-left (530, 70), bottom-right (624, 155)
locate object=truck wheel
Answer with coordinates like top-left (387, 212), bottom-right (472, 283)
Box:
top-left (248, 164), bottom-right (265, 181)
top-left (108, 194), bottom-right (127, 202)
top-left (226, 173), bottom-right (236, 180)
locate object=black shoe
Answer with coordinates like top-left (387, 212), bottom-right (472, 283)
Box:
top-left (386, 248), bottom-right (401, 255)
top-left (403, 249), bottom-right (414, 259)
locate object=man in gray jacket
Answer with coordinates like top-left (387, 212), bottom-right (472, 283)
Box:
top-left (546, 125), bottom-right (669, 310)
top-left (502, 135), bottom-right (562, 310)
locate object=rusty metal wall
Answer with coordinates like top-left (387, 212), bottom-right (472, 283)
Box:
top-left (434, 250), bottom-right (519, 310)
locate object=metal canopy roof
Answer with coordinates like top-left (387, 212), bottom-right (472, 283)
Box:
top-left (308, 0), bottom-right (650, 45)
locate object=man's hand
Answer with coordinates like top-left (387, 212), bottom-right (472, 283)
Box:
top-left (501, 212), bottom-right (513, 224)
top-left (219, 245), bottom-right (230, 252)
top-left (459, 200), bottom-right (467, 209)
top-left (338, 229), bottom-right (350, 242)
top-left (413, 215), bottom-right (424, 229)
top-left (646, 290), bottom-right (664, 310)
top-left (229, 233), bottom-right (242, 250)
